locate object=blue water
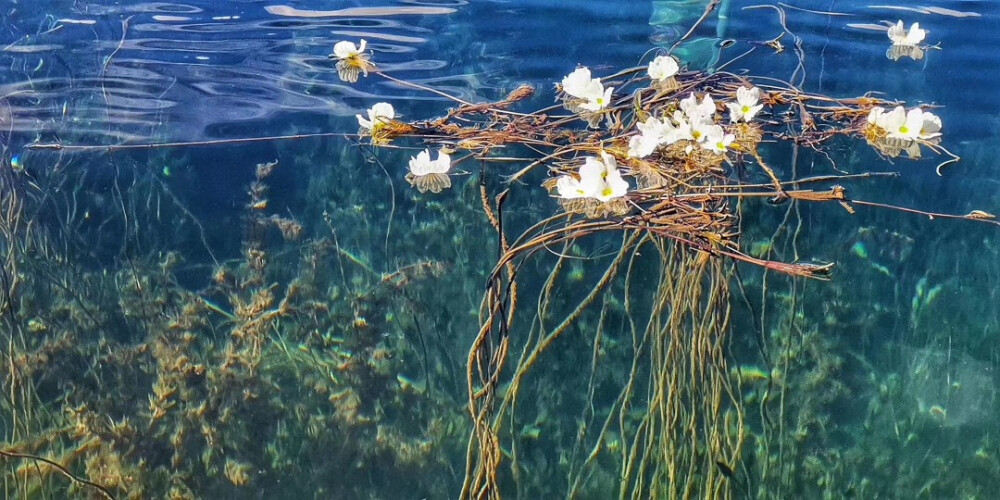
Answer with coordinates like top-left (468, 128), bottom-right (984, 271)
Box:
top-left (1, 1), bottom-right (999, 498)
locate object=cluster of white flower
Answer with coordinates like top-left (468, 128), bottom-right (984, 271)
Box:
top-left (333, 39), bottom-right (455, 192)
top-left (867, 106), bottom-right (941, 141)
top-left (627, 87), bottom-right (762, 160)
top-left (561, 67), bottom-right (613, 112)
top-left (555, 152), bottom-right (629, 202)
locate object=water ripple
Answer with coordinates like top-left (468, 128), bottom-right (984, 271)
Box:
top-left (0, 1), bottom-right (466, 145)
top-left (0, 0), bottom-right (995, 149)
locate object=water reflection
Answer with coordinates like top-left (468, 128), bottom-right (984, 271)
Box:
top-left (0, 1), bottom-right (459, 146)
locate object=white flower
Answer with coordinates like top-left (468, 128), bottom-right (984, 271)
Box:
top-left (918, 111), bottom-right (942, 139)
top-left (408, 149), bottom-right (451, 176)
top-left (580, 86), bottom-right (614, 112)
top-left (869, 105), bottom-right (943, 140)
top-left (727, 86), bottom-right (763, 123)
top-left (332, 39), bottom-right (374, 82)
top-left (584, 153), bottom-right (629, 202)
top-left (555, 175), bottom-right (596, 199)
top-left (562, 67), bottom-right (613, 111)
top-left (876, 106), bottom-right (919, 139)
top-left (867, 106), bottom-right (886, 128)
top-left (648, 55), bottom-right (679, 81)
top-left (703, 126), bottom-right (735, 154)
top-left (690, 120), bottom-right (717, 144)
top-left (887, 21), bottom-right (926, 47)
top-left (356, 102), bottom-right (394, 131)
top-left (667, 110), bottom-right (695, 143)
top-left (680, 93), bottom-right (715, 125)
top-left (875, 106), bottom-right (909, 138)
top-left (562, 67), bottom-right (596, 100)
top-left (556, 153), bottom-right (629, 202)
top-left (333, 39), bottom-right (367, 60)
top-left (628, 117), bottom-right (665, 158)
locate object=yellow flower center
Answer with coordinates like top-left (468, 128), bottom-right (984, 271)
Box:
top-left (742, 105), bottom-right (751, 113)
top-left (899, 126), bottom-right (909, 134)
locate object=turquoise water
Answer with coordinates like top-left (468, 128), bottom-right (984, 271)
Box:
top-left (1, 1), bottom-right (998, 498)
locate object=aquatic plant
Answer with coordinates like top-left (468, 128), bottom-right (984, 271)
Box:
top-left (0, 152), bottom-right (470, 498)
top-left (3, 4), bottom-right (998, 500)
top-left (319, 6), bottom-right (998, 499)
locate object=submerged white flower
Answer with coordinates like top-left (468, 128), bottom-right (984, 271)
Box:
top-left (887, 21), bottom-right (926, 47)
top-left (556, 153), bottom-right (629, 202)
top-left (648, 55), bottom-right (679, 82)
top-left (333, 39), bottom-right (367, 60)
top-left (726, 86), bottom-right (763, 123)
top-left (356, 102), bottom-right (394, 131)
top-left (408, 149), bottom-right (451, 176)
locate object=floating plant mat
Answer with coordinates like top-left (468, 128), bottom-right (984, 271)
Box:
top-left (328, 8), bottom-right (998, 499)
top-left (2, 2), bottom-right (999, 500)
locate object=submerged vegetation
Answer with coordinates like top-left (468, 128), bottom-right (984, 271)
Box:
top-left (2, 3), bottom-right (999, 499)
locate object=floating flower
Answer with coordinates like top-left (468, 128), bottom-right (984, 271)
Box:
top-left (726, 86), bottom-right (763, 123)
top-left (356, 102), bottom-right (394, 132)
top-left (560, 67), bottom-right (614, 114)
top-left (918, 111), bottom-right (942, 139)
top-left (680, 93), bottom-right (716, 125)
top-left (866, 105), bottom-right (942, 158)
top-left (690, 119), bottom-right (717, 145)
top-left (869, 105), bottom-right (941, 140)
top-left (556, 152), bottom-right (629, 202)
top-left (703, 125), bottom-right (735, 154)
top-left (627, 117), bottom-right (669, 158)
top-left (579, 86), bottom-right (614, 112)
top-left (333, 39), bottom-right (366, 60)
top-left (667, 110), bottom-right (695, 143)
top-left (561, 67), bottom-right (598, 100)
top-left (406, 149), bottom-right (452, 193)
top-left (555, 174), bottom-right (597, 200)
top-left (331, 39), bottom-right (375, 83)
top-left (648, 55), bottom-right (679, 82)
top-left (887, 20), bottom-right (926, 47)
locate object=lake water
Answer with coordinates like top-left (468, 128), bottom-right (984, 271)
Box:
top-left (1, 1), bottom-right (998, 498)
